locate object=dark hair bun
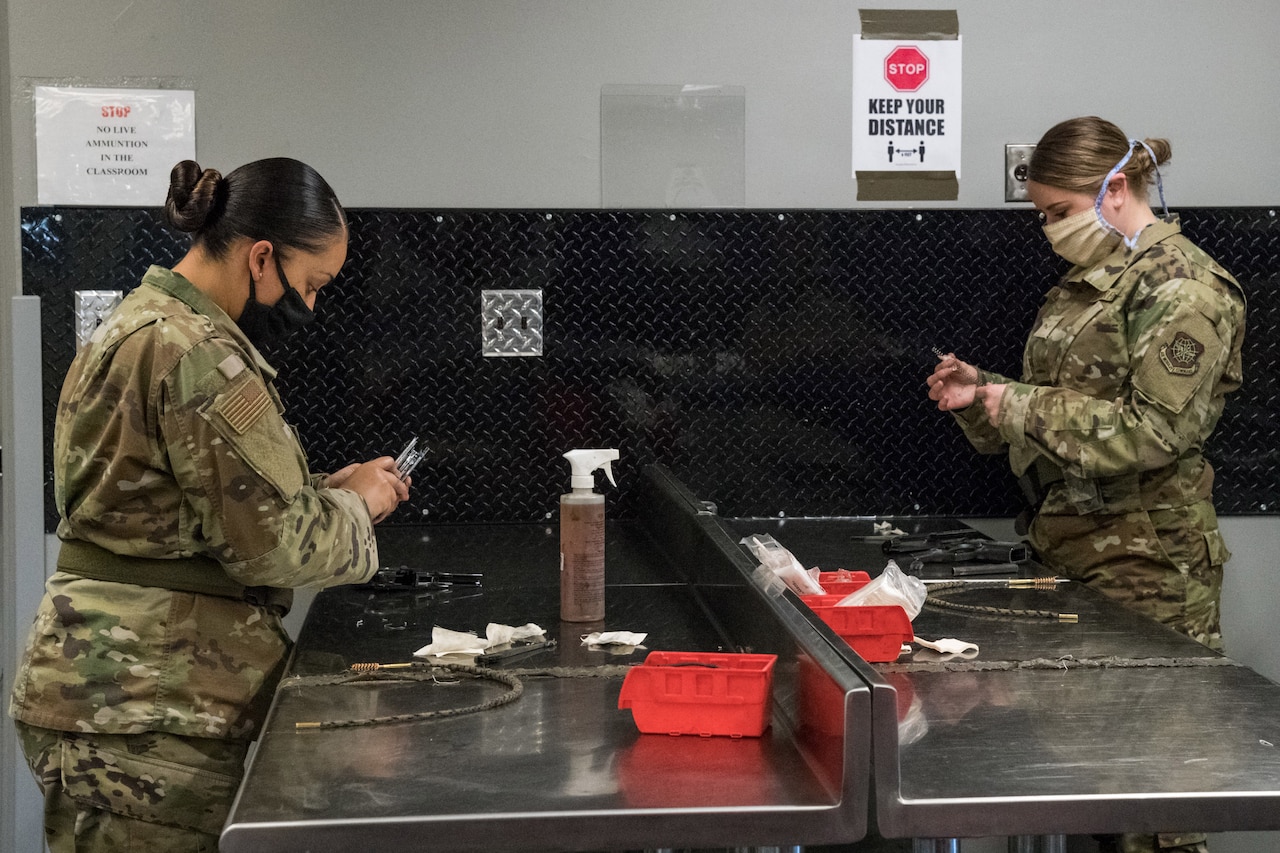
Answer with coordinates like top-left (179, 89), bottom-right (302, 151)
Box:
top-left (164, 160), bottom-right (224, 233)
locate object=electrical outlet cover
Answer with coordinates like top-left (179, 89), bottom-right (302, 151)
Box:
top-left (1005, 144), bottom-right (1035, 203)
top-left (480, 289), bottom-right (543, 357)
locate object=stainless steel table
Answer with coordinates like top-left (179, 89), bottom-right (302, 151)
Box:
top-left (726, 517), bottom-right (1280, 841)
top-left (221, 469), bottom-right (870, 852)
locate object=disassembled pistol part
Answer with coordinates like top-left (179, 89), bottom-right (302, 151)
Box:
top-left (368, 566), bottom-right (484, 591)
top-left (476, 638), bottom-right (557, 666)
top-left (394, 437), bottom-right (429, 482)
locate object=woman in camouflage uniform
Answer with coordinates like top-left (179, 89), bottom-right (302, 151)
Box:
top-left (926, 117), bottom-right (1246, 853)
top-left (9, 158), bottom-right (410, 851)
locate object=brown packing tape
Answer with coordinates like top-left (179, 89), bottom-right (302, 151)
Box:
top-left (856, 171), bottom-right (959, 201)
top-left (858, 8), bottom-right (959, 40)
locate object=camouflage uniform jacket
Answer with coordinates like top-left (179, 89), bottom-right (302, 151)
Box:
top-left (9, 265), bottom-right (379, 741)
top-left (953, 217), bottom-right (1246, 516)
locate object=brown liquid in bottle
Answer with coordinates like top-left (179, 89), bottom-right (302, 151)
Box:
top-left (560, 491), bottom-right (605, 622)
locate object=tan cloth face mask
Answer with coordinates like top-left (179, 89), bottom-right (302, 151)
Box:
top-left (1042, 205), bottom-right (1122, 267)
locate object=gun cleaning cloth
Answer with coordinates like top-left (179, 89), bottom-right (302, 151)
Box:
top-left (486, 622), bottom-right (545, 645)
top-left (913, 636), bottom-right (979, 656)
top-left (414, 626), bottom-right (488, 658)
top-left (414, 622), bottom-right (548, 658)
top-left (582, 630), bottom-right (648, 647)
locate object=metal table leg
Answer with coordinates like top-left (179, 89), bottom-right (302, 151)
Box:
top-left (913, 839), bottom-right (960, 853)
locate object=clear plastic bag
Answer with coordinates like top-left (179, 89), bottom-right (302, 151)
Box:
top-left (741, 534), bottom-right (824, 596)
top-left (836, 559), bottom-right (927, 619)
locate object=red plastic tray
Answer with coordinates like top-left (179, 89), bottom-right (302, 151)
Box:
top-left (617, 651), bottom-right (777, 738)
top-left (816, 570), bottom-right (872, 595)
top-left (799, 594), bottom-right (913, 662)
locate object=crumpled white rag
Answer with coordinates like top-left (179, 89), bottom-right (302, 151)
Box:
top-left (414, 623), bottom-right (546, 658)
top-left (913, 636), bottom-right (979, 656)
top-left (581, 630), bottom-right (647, 647)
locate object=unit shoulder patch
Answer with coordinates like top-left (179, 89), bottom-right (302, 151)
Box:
top-left (1134, 310), bottom-right (1222, 415)
top-left (1158, 331), bottom-right (1205, 376)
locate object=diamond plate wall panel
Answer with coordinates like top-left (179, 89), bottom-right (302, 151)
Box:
top-left (22, 207), bottom-right (1280, 530)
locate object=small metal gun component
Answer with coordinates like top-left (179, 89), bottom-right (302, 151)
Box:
top-left (476, 638), bottom-right (557, 666)
top-left (394, 437), bottom-right (429, 482)
top-left (882, 529), bottom-right (982, 554)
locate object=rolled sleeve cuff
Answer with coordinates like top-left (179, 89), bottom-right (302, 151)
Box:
top-left (996, 382), bottom-right (1035, 449)
top-left (951, 404), bottom-right (987, 429)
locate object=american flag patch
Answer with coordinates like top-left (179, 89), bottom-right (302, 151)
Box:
top-left (218, 382), bottom-right (271, 434)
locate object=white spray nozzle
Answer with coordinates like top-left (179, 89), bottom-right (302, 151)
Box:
top-left (564, 448), bottom-right (619, 490)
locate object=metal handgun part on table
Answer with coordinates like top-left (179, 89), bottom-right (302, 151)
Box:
top-left (884, 533), bottom-right (1031, 577)
top-left (366, 566), bottom-right (484, 591)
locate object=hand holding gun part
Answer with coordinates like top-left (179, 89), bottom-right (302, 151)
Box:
top-left (394, 437), bottom-right (429, 482)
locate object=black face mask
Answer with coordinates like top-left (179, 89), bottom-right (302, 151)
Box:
top-left (237, 254), bottom-right (315, 349)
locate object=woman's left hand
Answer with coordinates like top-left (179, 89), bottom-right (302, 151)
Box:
top-left (326, 463), bottom-right (360, 489)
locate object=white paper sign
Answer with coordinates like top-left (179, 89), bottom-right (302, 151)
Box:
top-left (35, 87), bottom-right (195, 205)
top-left (852, 38), bottom-right (962, 177)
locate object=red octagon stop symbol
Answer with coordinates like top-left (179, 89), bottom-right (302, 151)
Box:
top-left (885, 45), bottom-right (929, 92)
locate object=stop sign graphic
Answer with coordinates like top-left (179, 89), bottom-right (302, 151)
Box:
top-left (885, 45), bottom-right (929, 92)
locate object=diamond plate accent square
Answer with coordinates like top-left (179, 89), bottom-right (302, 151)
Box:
top-left (480, 289), bottom-right (543, 357)
top-left (74, 290), bottom-right (123, 350)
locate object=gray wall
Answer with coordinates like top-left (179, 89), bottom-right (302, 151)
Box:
top-left (6, 0), bottom-right (1280, 209)
top-left (4, 3), bottom-right (1278, 852)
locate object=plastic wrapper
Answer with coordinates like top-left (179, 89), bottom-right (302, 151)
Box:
top-left (741, 534), bottom-right (824, 596)
top-left (836, 559), bottom-right (927, 619)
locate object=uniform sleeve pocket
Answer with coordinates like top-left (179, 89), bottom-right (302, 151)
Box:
top-left (59, 738), bottom-right (240, 835)
top-left (1202, 527), bottom-right (1231, 567)
top-left (1132, 309), bottom-right (1223, 415)
top-left (201, 370), bottom-right (306, 501)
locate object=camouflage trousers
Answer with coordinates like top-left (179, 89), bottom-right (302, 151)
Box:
top-left (1028, 500), bottom-right (1227, 651)
top-left (15, 721), bottom-right (248, 852)
top-left (1032, 500), bottom-right (1223, 853)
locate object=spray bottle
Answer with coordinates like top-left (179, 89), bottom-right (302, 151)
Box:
top-left (560, 449), bottom-right (619, 622)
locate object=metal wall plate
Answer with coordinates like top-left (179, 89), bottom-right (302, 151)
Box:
top-left (1005, 144), bottom-right (1035, 203)
top-left (480, 289), bottom-right (543, 357)
top-left (73, 290), bottom-right (123, 349)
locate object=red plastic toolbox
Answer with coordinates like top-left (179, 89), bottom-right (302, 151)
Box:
top-left (617, 651), bottom-right (777, 738)
top-left (799, 595), bottom-right (913, 662)
top-left (816, 570), bottom-right (872, 595)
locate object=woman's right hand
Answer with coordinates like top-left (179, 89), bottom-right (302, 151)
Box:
top-left (339, 457), bottom-right (410, 523)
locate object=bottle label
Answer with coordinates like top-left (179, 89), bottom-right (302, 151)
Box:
top-left (560, 502), bottom-right (605, 621)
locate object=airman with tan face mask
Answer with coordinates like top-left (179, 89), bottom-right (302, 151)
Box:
top-left (926, 117), bottom-right (1248, 852)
